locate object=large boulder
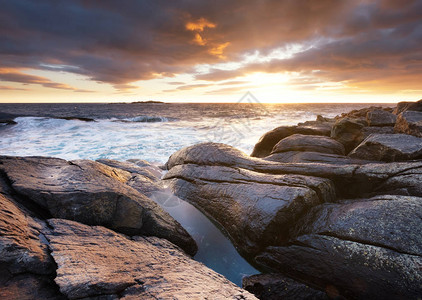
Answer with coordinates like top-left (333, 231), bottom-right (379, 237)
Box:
top-left (0, 156), bottom-right (197, 255)
top-left (290, 195), bottom-right (422, 255)
top-left (165, 143), bottom-right (422, 199)
top-left (251, 122), bottom-right (332, 158)
top-left (394, 111), bottom-right (422, 137)
top-left (46, 218), bottom-right (256, 300)
top-left (393, 99), bottom-right (422, 115)
top-left (366, 109), bottom-right (397, 126)
top-left (271, 134), bottom-right (345, 156)
top-left (330, 117), bottom-right (366, 153)
top-left (255, 195), bottom-right (422, 299)
top-left (164, 162), bottom-right (335, 256)
top-left (256, 234), bottom-right (421, 300)
top-left (348, 133), bottom-right (422, 162)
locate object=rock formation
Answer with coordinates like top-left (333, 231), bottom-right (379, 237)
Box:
top-left (0, 156), bottom-right (256, 299)
top-left (164, 100), bottom-right (422, 299)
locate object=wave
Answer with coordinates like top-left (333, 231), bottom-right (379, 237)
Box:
top-left (113, 115), bottom-right (173, 123)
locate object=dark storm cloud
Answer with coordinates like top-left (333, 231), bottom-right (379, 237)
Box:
top-left (0, 0), bottom-right (421, 90)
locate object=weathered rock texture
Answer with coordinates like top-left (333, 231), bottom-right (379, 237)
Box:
top-left (165, 117), bottom-right (422, 299)
top-left (251, 122), bottom-right (331, 158)
top-left (394, 111), bottom-right (422, 137)
top-left (271, 134), bottom-right (345, 155)
top-left (0, 156), bottom-right (257, 299)
top-left (349, 133), bottom-right (422, 161)
top-left (0, 156), bottom-right (196, 256)
top-left (46, 218), bottom-right (256, 300)
top-left (165, 162), bottom-right (335, 256)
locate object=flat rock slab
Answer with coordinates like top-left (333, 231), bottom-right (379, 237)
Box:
top-left (349, 133), bottom-right (422, 161)
top-left (46, 219), bottom-right (256, 300)
top-left (0, 156), bottom-right (197, 255)
top-left (271, 134), bottom-right (345, 155)
top-left (394, 111), bottom-right (422, 137)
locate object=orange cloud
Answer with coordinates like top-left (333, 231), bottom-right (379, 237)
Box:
top-left (193, 33), bottom-right (206, 46)
top-left (0, 68), bottom-right (92, 92)
top-left (185, 17), bottom-right (216, 32)
top-left (209, 42), bottom-right (230, 59)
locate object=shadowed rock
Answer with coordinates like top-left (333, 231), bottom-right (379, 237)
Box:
top-left (0, 188), bottom-right (64, 299)
top-left (251, 123), bottom-right (331, 158)
top-left (256, 234), bottom-right (421, 300)
top-left (243, 273), bottom-right (328, 300)
top-left (271, 134), bottom-right (345, 155)
top-left (0, 156), bottom-right (197, 255)
top-left (330, 117), bottom-right (366, 153)
top-left (290, 195), bottom-right (422, 256)
top-left (46, 219), bottom-right (256, 300)
top-left (393, 99), bottom-right (422, 115)
top-left (349, 133), bottom-right (422, 161)
top-left (394, 111), bottom-right (422, 137)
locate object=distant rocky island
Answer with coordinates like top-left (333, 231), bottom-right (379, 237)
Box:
top-left (131, 100), bottom-right (165, 104)
top-left (1, 100), bottom-right (421, 299)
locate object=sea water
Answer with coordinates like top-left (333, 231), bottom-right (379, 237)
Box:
top-left (0, 102), bottom-right (389, 163)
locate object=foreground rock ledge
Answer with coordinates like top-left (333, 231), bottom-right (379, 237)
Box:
top-left (0, 159), bottom-right (255, 299)
top-left (46, 219), bottom-right (256, 300)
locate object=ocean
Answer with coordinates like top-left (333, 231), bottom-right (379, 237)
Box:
top-left (0, 102), bottom-right (393, 286)
top-left (0, 102), bottom-right (393, 164)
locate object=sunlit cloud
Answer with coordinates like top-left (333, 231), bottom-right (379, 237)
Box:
top-left (0, 68), bottom-right (93, 92)
top-left (185, 17), bottom-right (216, 32)
top-left (0, 0), bottom-right (421, 102)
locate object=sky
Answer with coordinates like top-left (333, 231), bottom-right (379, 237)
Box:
top-left (0, 0), bottom-right (421, 103)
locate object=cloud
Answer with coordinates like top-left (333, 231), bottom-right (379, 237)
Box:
top-left (0, 0), bottom-right (420, 93)
top-left (0, 85), bottom-right (29, 91)
top-left (0, 68), bottom-right (93, 92)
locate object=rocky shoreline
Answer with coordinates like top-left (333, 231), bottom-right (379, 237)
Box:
top-left (1, 100), bottom-right (422, 299)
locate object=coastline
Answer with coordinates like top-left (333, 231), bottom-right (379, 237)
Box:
top-left (1, 100), bottom-right (422, 299)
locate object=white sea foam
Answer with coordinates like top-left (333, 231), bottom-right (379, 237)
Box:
top-left (0, 103), bottom-right (386, 164)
